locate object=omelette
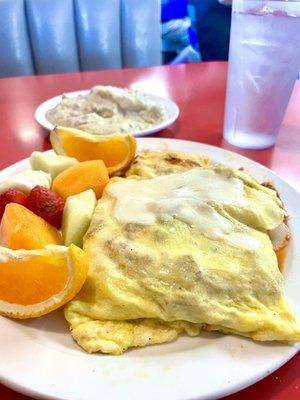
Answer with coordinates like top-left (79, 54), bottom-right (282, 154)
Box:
top-left (65, 150), bottom-right (300, 355)
top-left (125, 149), bottom-right (211, 178)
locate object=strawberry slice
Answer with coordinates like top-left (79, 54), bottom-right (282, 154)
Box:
top-left (24, 186), bottom-right (65, 229)
top-left (0, 189), bottom-right (27, 219)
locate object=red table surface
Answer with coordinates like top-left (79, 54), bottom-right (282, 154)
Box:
top-left (0, 62), bottom-right (299, 400)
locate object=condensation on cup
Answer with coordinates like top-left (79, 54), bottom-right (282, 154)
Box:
top-left (223, 0), bottom-right (300, 149)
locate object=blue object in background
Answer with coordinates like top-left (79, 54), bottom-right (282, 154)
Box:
top-left (0, 0), bottom-right (35, 77)
top-left (0, 0), bottom-right (161, 77)
top-left (75, 0), bottom-right (122, 70)
top-left (121, 0), bottom-right (161, 68)
top-left (26, 0), bottom-right (80, 75)
top-left (161, 0), bottom-right (201, 65)
top-left (193, 0), bottom-right (231, 61)
top-left (189, 0), bottom-right (216, 21)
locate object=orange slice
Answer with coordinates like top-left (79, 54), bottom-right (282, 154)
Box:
top-left (0, 244), bottom-right (88, 319)
top-left (50, 127), bottom-right (137, 174)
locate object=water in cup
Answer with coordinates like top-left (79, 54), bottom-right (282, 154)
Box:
top-left (224, 0), bottom-right (300, 149)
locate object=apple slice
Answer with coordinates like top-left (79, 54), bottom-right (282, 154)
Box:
top-left (62, 189), bottom-right (97, 247)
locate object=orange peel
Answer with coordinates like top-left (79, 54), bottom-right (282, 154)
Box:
top-left (50, 127), bottom-right (136, 175)
top-left (0, 244), bottom-right (88, 319)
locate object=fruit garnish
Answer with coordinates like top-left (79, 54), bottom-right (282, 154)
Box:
top-left (0, 189), bottom-right (27, 219)
top-left (62, 189), bottom-right (97, 247)
top-left (24, 185), bottom-right (65, 229)
top-left (50, 127), bottom-right (137, 174)
top-left (0, 244), bottom-right (88, 319)
top-left (30, 151), bottom-right (78, 179)
top-left (52, 160), bottom-right (109, 200)
top-left (0, 203), bottom-right (62, 250)
top-left (0, 170), bottom-right (51, 194)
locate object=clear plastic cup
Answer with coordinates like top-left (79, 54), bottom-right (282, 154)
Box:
top-left (223, 0), bottom-right (300, 149)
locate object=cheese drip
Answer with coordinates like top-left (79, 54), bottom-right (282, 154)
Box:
top-left (107, 167), bottom-right (259, 249)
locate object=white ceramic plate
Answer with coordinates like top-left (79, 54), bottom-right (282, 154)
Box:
top-left (0, 138), bottom-right (299, 400)
top-left (35, 89), bottom-right (180, 137)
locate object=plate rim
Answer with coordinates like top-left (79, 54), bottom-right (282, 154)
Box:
top-left (0, 137), bottom-right (299, 400)
top-left (0, 351), bottom-right (297, 400)
top-left (34, 88), bottom-right (180, 137)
